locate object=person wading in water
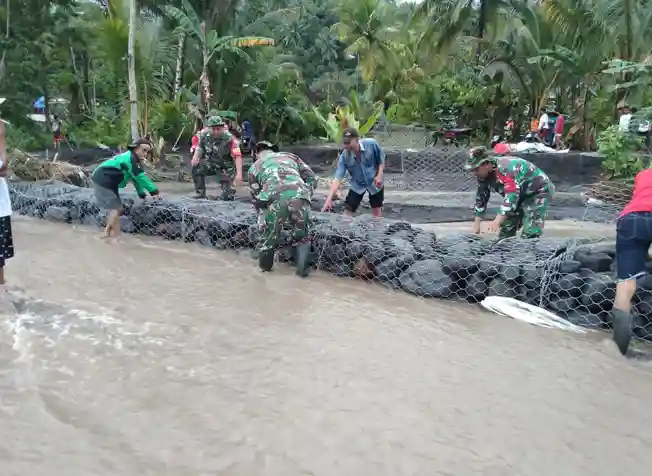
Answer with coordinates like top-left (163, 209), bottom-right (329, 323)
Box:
top-left (91, 138), bottom-right (160, 239)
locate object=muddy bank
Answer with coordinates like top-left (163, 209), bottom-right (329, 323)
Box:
top-left (9, 181), bottom-right (647, 341)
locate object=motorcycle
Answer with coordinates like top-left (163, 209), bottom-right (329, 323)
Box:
top-left (425, 126), bottom-right (473, 148)
top-left (240, 135), bottom-right (252, 155)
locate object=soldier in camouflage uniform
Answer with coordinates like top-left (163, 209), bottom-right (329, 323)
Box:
top-left (466, 146), bottom-right (555, 239)
top-left (248, 141), bottom-right (318, 277)
top-left (190, 115), bottom-right (244, 200)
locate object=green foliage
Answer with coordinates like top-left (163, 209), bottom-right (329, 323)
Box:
top-left (6, 126), bottom-right (52, 152)
top-left (2, 0), bottom-right (652, 152)
top-left (596, 125), bottom-right (644, 178)
top-left (311, 102), bottom-right (383, 142)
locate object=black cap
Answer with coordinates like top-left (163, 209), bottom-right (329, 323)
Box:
top-left (342, 128), bottom-right (359, 144)
top-left (127, 138), bottom-right (152, 149)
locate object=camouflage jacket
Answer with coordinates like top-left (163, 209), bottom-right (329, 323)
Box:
top-left (248, 152), bottom-right (317, 205)
top-left (197, 130), bottom-right (240, 166)
top-left (474, 156), bottom-right (553, 217)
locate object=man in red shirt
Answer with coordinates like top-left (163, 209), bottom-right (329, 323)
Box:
top-left (553, 111), bottom-right (565, 149)
top-left (612, 168), bottom-right (652, 355)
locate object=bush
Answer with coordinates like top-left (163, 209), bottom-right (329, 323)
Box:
top-left (597, 125), bottom-right (644, 178)
top-left (6, 125), bottom-right (52, 151)
top-left (66, 111), bottom-right (130, 149)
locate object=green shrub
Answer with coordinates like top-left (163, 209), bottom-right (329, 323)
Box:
top-left (596, 125), bottom-right (644, 178)
top-left (6, 125), bottom-right (52, 151)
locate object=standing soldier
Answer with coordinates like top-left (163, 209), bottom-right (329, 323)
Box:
top-left (191, 115), bottom-right (244, 200)
top-left (248, 141), bottom-right (317, 277)
top-left (466, 146), bottom-right (555, 239)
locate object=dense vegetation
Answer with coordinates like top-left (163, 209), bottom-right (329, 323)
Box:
top-left (0, 0), bottom-right (650, 152)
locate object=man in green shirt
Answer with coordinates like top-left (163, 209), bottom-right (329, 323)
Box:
top-left (91, 138), bottom-right (160, 239)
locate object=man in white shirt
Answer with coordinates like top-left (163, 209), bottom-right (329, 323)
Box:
top-left (0, 121), bottom-right (14, 285)
top-left (537, 108), bottom-right (549, 144)
top-left (619, 105), bottom-right (632, 132)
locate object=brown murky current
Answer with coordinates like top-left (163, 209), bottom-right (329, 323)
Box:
top-left (2, 216), bottom-right (652, 476)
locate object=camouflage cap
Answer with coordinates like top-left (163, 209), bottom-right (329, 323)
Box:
top-left (465, 146), bottom-right (492, 171)
top-left (255, 140), bottom-right (279, 154)
top-left (205, 115), bottom-right (225, 127)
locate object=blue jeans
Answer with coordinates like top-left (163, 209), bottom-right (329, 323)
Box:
top-left (616, 212), bottom-right (652, 279)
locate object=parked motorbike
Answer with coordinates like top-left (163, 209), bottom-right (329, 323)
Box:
top-left (425, 126), bottom-right (473, 148)
top-left (240, 136), bottom-right (252, 155)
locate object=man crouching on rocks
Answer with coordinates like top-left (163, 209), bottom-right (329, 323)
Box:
top-left (466, 146), bottom-right (555, 239)
top-left (248, 141), bottom-right (317, 277)
top-left (92, 138), bottom-right (160, 239)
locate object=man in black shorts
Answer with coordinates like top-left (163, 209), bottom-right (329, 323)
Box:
top-left (612, 167), bottom-right (652, 355)
top-left (322, 128), bottom-right (385, 217)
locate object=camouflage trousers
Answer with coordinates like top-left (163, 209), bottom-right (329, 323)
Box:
top-left (192, 161), bottom-right (235, 201)
top-left (500, 185), bottom-right (555, 239)
top-left (257, 193), bottom-right (313, 252)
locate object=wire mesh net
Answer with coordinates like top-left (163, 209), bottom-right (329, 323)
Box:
top-left (582, 178), bottom-right (634, 224)
top-left (10, 180), bottom-right (648, 345)
top-left (368, 124), bottom-right (476, 193)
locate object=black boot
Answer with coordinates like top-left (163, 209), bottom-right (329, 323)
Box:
top-left (294, 243), bottom-right (311, 278)
top-left (258, 249), bottom-right (275, 272)
top-left (612, 309), bottom-right (633, 355)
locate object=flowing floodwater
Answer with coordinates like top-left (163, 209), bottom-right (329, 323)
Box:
top-left (2, 216), bottom-right (652, 475)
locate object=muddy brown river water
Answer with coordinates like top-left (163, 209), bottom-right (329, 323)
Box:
top-left (1, 216), bottom-right (652, 475)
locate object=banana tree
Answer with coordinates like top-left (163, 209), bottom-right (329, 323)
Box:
top-left (312, 103), bottom-right (384, 142)
top-left (164, 0), bottom-right (274, 120)
top-left (312, 102), bottom-right (384, 167)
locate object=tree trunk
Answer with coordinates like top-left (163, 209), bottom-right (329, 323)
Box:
top-left (83, 55), bottom-right (92, 115)
top-left (0, 0), bottom-right (8, 82)
top-left (475, 0), bottom-right (487, 60)
top-left (173, 32), bottom-right (186, 97)
top-left (43, 86), bottom-right (51, 130)
top-left (68, 45), bottom-right (87, 123)
top-left (127, 0), bottom-right (139, 141)
top-left (199, 21), bottom-right (211, 116)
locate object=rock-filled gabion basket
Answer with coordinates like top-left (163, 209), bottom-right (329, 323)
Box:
top-left (10, 181), bottom-right (652, 341)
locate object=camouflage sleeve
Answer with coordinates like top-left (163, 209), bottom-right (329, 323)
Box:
top-left (196, 132), bottom-right (206, 156)
top-left (474, 179), bottom-right (491, 217)
top-left (495, 161), bottom-right (521, 215)
top-left (291, 154), bottom-right (317, 194)
top-left (247, 163), bottom-right (260, 200)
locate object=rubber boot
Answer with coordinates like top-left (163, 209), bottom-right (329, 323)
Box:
top-left (612, 309), bottom-right (632, 356)
top-left (220, 180), bottom-right (235, 201)
top-left (193, 174), bottom-right (206, 199)
top-left (258, 249), bottom-right (275, 272)
top-left (294, 243), bottom-right (311, 278)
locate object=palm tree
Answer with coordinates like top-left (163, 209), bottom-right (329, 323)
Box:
top-left (413, 0), bottom-right (513, 58)
top-left (331, 0), bottom-right (402, 81)
top-left (164, 0), bottom-right (275, 120)
top-left (127, 0), bottom-right (138, 140)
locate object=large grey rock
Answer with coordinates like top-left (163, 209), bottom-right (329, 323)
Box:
top-left (399, 259), bottom-right (455, 298)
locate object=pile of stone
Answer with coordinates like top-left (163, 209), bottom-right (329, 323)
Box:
top-left (10, 181), bottom-right (651, 340)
